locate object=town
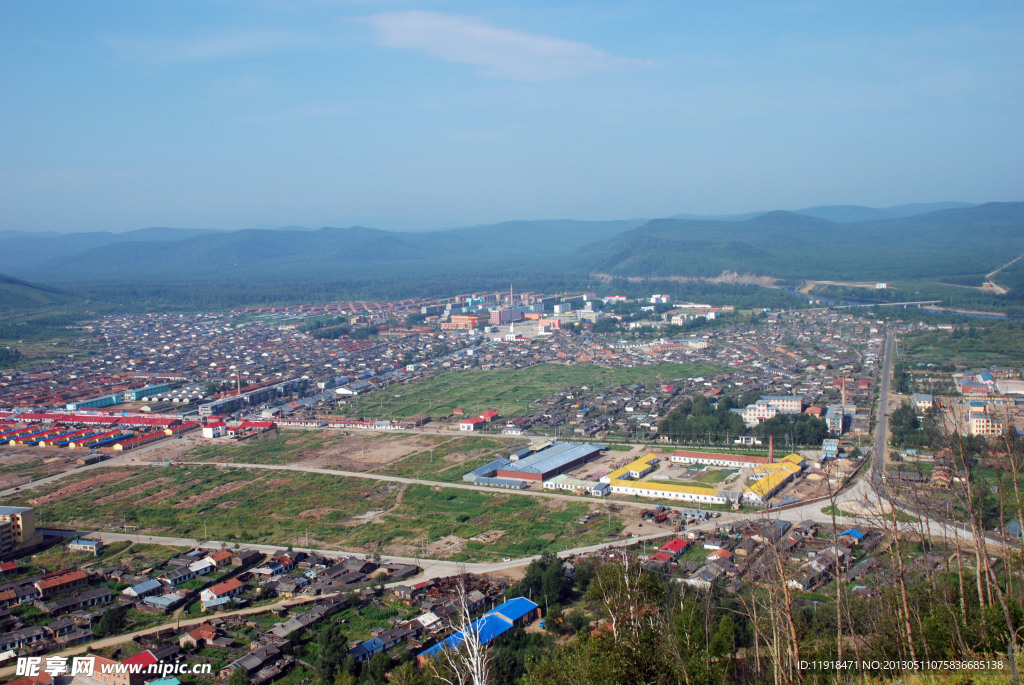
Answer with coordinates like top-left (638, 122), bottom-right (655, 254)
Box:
top-left (0, 289), bottom-right (1021, 684)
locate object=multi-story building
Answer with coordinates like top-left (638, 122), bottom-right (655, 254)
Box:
top-left (968, 411), bottom-right (1003, 437)
top-left (911, 393), bottom-right (934, 411)
top-left (760, 395), bottom-right (804, 414)
top-left (0, 506), bottom-right (41, 556)
top-left (488, 307), bottom-right (522, 325)
top-left (440, 315), bottom-right (480, 330)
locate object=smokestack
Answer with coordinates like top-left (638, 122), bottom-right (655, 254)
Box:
top-left (842, 376), bottom-right (847, 407)
top-left (769, 434), bottom-right (774, 463)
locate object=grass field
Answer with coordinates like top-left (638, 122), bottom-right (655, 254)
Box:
top-left (29, 539), bottom-right (132, 572)
top-left (2, 466), bottom-right (625, 561)
top-left (692, 469), bottom-right (738, 483)
top-left (183, 430), bottom-right (349, 464)
top-left (821, 505), bottom-right (919, 523)
top-left (343, 362), bottom-right (719, 419)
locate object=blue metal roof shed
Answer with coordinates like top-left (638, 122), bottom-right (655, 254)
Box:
top-left (419, 597), bottom-right (539, 659)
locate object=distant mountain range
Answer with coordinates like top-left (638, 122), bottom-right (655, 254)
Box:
top-left (2, 202), bottom-right (1020, 298)
top-left (670, 201), bottom-right (976, 224)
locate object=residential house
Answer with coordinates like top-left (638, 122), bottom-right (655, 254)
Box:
top-left (123, 579), bottom-right (163, 598)
top-left (348, 636), bottom-right (384, 663)
top-left (34, 570), bottom-right (88, 597)
top-left (179, 623), bottom-right (219, 650)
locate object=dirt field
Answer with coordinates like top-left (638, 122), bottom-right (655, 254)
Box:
top-left (28, 470), bottom-right (135, 506)
top-left (0, 446), bottom-right (81, 484)
top-left (95, 477), bottom-right (174, 506)
top-left (135, 478), bottom-right (202, 506)
top-left (301, 433), bottom-right (441, 471)
top-left (134, 439), bottom-right (196, 463)
top-left (172, 479), bottom-right (257, 509)
top-left (428, 535), bottom-right (466, 557)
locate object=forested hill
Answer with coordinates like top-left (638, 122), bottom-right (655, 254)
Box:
top-left (0, 275), bottom-right (79, 315)
top-left (0, 219), bottom-right (644, 286)
top-left (580, 202), bottom-right (1024, 282)
top-left (2, 203), bottom-right (1022, 309)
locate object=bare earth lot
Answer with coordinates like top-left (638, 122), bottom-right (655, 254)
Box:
top-left (301, 433), bottom-right (440, 471)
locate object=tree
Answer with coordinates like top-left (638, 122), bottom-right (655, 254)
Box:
top-left (316, 622), bottom-right (349, 684)
top-left (94, 605), bottom-right (127, 638)
top-left (427, 576), bottom-right (491, 685)
top-left (228, 666), bottom-right (249, 685)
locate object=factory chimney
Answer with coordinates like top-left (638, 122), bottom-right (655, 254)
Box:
top-left (769, 434), bottom-right (774, 463)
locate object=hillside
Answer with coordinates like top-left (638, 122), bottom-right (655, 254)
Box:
top-left (2, 219), bottom-right (643, 286)
top-left (0, 275), bottom-right (79, 316)
top-left (579, 202), bottom-right (1024, 283)
top-left (0, 227), bottom-right (219, 275)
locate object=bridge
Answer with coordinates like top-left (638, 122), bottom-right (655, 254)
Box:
top-left (832, 300), bottom-right (942, 309)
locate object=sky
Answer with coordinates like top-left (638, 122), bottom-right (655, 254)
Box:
top-left (1, 1), bottom-right (1022, 233)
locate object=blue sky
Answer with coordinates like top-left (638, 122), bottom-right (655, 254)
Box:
top-left (1, 1), bottom-right (1022, 232)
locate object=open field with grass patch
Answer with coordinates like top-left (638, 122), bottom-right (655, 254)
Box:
top-left (184, 430), bottom-right (528, 482)
top-left (183, 430), bottom-right (349, 465)
top-left (2, 465), bottom-right (627, 561)
top-left (344, 362), bottom-right (719, 419)
top-left (822, 504), bottom-right (919, 523)
top-left (0, 447), bottom-right (81, 485)
top-left (28, 539), bottom-right (132, 572)
top-left (183, 429), bottom-right (500, 475)
top-left (375, 435), bottom-right (526, 481)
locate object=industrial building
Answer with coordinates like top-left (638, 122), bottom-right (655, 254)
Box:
top-left (601, 454), bottom-right (734, 505)
top-left (542, 474), bottom-right (609, 496)
top-left (495, 442), bottom-right (605, 482)
top-left (123, 383), bottom-right (173, 401)
top-left (670, 450), bottom-right (772, 469)
top-left (65, 393), bottom-right (122, 411)
top-left (461, 442), bottom-right (605, 487)
top-left (198, 378), bottom-right (303, 416)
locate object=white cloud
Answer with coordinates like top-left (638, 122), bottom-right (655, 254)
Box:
top-left (107, 29), bottom-right (312, 63)
top-left (365, 11), bottom-right (642, 81)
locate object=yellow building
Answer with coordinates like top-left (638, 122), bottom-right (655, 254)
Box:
top-left (0, 506), bottom-right (42, 555)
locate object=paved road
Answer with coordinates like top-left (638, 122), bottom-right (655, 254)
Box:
top-left (143, 459), bottom-right (662, 511)
top-left (44, 526), bottom-right (682, 581)
top-left (872, 329), bottom-right (894, 491)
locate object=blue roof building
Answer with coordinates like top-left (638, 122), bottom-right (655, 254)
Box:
top-left (349, 636), bottom-right (384, 663)
top-left (419, 597), bottom-right (539, 660)
top-left (124, 578), bottom-right (163, 598)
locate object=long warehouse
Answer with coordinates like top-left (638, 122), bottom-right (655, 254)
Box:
top-left (495, 442), bottom-right (605, 482)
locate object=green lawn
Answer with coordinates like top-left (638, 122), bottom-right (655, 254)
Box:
top-left (692, 469), bottom-right (738, 484)
top-left (344, 362), bottom-right (719, 420)
top-left (821, 505), bottom-right (919, 523)
top-left (678, 544), bottom-right (710, 563)
top-left (183, 430), bottom-right (350, 464)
